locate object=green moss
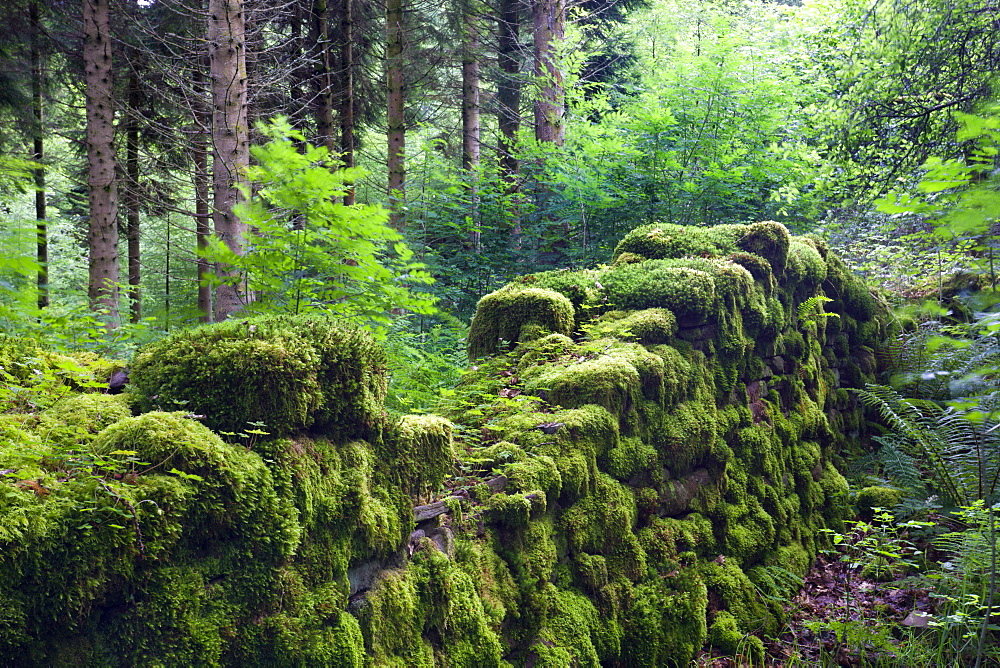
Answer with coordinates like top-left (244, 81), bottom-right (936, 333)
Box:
top-left (698, 560), bottom-right (777, 636)
top-left (736, 221), bottom-right (791, 276)
top-left (454, 534), bottom-right (519, 630)
top-left (511, 269), bottom-right (601, 316)
top-left (410, 547), bottom-right (505, 667)
top-left (516, 334), bottom-right (575, 374)
top-left (130, 316), bottom-right (387, 440)
top-left (856, 485), bottom-right (903, 520)
top-left (604, 436), bottom-right (659, 481)
top-left (108, 567), bottom-right (228, 666)
top-left (260, 315), bottom-right (388, 438)
top-left (819, 461), bottom-right (849, 525)
top-left (392, 415), bottom-right (453, 499)
top-left (716, 498), bottom-right (776, 564)
top-left (613, 251), bottom-right (646, 266)
top-left (525, 354), bottom-right (641, 421)
top-left (255, 609), bottom-right (365, 667)
top-left (484, 492), bottom-right (535, 527)
top-left (561, 475), bottom-right (644, 577)
top-left (656, 396), bottom-right (718, 476)
top-left (708, 610), bottom-right (741, 655)
top-left (468, 288), bottom-right (575, 360)
top-left (728, 251), bottom-right (775, 293)
top-left (505, 454), bottom-right (562, 499)
top-left (785, 239), bottom-right (828, 290)
top-left (612, 223), bottom-right (746, 262)
top-left (588, 308), bottom-right (677, 345)
top-left (363, 568), bottom-right (435, 666)
top-left (92, 412), bottom-right (301, 561)
top-left (36, 393), bottom-right (132, 448)
top-left (825, 255), bottom-right (878, 321)
top-left (0, 335), bottom-right (43, 386)
top-left (496, 404), bottom-right (618, 501)
top-left (602, 261), bottom-right (716, 319)
top-left (623, 573), bottom-right (708, 667)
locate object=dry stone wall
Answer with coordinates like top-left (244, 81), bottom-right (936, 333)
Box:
top-left (0, 222), bottom-right (887, 666)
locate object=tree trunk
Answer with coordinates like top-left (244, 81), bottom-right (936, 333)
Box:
top-left (533, 0), bottom-right (564, 145)
top-left (288, 0), bottom-right (308, 137)
top-left (340, 0), bottom-right (355, 205)
top-left (83, 0), bottom-right (119, 324)
top-left (461, 1), bottom-right (480, 174)
top-left (194, 67), bottom-right (212, 323)
top-left (386, 0), bottom-right (405, 229)
top-left (125, 73), bottom-right (141, 324)
top-left (497, 0), bottom-right (520, 183)
top-left (311, 0), bottom-right (336, 153)
top-left (208, 0), bottom-right (250, 321)
top-left (30, 1), bottom-right (47, 310)
top-left (461, 0), bottom-right (481, 251)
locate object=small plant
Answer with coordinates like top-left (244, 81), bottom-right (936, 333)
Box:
top-left (204, 117), bottom-right (437, 325)
top-left (797, 295), bottom-right (839, 325)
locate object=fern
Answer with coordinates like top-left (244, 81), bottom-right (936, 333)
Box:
top-left (857, 384), bottom-right (1000, 507)
top-left (872, 436), bottom-right (926, 494)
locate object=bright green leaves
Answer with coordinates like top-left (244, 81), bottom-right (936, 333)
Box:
top-left (876, 108), bottom-right (1000, 249)
top-left (204, 117), bottom-right (436, 326)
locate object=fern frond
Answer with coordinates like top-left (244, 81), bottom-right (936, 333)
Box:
top-left (872, 436), bottom-right (926, 494)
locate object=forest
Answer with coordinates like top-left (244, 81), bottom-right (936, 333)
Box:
top-left (2, 0), bottom-right (1000, 665)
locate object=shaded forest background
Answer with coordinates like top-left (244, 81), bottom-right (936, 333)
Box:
top-left (3, 0), bottom-right (999, 349)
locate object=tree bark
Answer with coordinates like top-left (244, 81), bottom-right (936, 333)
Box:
top-left (193, 66), bottom-right (212, 323)
top-left (533, 0), bottom-right (564, 145)
top-left (310, 0), bottom-right (336, 153)
top-left (125, 72), bottom-right (141, 324)
top-left (461, 0), bottom-right (481, 251)
top-left (288, 0), bottom-right (308, 137)
top-left (340, 0), bottom-right (355, 204)
top-left (208, 0), bottom-right (250, 321)
top-left (461, 1), bottom-right (480, 174)
top-left (386, 0), bottom-right (405, 229)
top-left (30, 1), bottom-right (47, 310)
top-left (83, 0), bottom-right (120, 324)
top-left (497, 0), bottom-right (520, 183)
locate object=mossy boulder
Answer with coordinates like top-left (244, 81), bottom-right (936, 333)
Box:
top-left (130, 315), bottom-right (386, 440)
top-left (602, 262), bottom-right (716, 319)
top-left (36, 393), bottom-right (132, 447)
top-left (736, 221), bottom-right (790, 276)
top-left (623, 574), bottom-right (708, 666)
top-left (468, 288), bottom-right (575, 360)
top-left (391, 415), bottom-right (454, 499)
top-left (588, 309), bottom-right (677, 345)
top-left (612, 222), bottom-right (746, 262)
top-left (855, 485), bottom-right (903, 520)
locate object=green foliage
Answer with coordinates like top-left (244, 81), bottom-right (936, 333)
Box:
top-left (811, 0), bottom-right (1000, 195)
top-left (206, 118), bottom-right (436, 323)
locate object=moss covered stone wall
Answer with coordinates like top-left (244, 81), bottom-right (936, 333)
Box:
top-left (0, 223), bottom-right (886, 666)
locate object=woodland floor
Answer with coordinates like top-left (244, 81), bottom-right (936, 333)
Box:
top-left (696, 538), bottom-right (937, 667)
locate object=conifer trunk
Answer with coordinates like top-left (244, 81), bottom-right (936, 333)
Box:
top-left (386, 0), bottom-right (405, 229)
top-left (83, 0), bottom-right (119, 324)
top-left (497, 0), bottom-right (520, 183)
top-left (340, 0), bottom-right (355, 204)
top-left (208, 0), bottom-right (250, 321)
top-left (462, 0), bottom-right (481, 251)
top-left (30, 1), bottom-right (47, 310)
top-left (533, 0), bottom-right (564, 145)
top-left (125, 73), bottom-right (141, 323)
top-left (193, 67), bottom-right (212, 323)
top-left (311, 0), bottom-right (336, 153)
